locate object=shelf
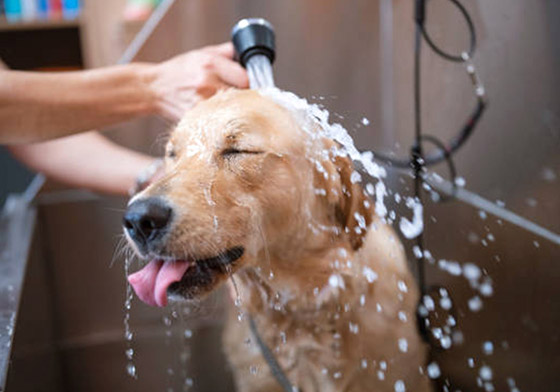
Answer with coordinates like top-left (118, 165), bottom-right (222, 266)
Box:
top-left (0, 16), bottom-right (82, 32)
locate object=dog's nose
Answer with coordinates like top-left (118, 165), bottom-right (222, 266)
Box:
top-left (123, 198), bottom-right (172, 247)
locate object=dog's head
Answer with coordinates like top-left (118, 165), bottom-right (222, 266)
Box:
top-left (123, 89), bottom-right (372, 306)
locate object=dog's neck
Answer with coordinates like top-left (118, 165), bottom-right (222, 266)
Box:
top-left (231, 234), bottom-right (365, 325)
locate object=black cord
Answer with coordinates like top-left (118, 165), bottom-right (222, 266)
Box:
top-left (408, 0), bottom-right (485, 340)
top-left (373, 0), bottom-right (485, 173)
top-left (421, 0), bottom-right (476, 62)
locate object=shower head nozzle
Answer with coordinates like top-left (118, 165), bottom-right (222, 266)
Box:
top-left (231, 18), bottom-right (275, 68)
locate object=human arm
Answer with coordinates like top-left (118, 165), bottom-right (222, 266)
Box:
top-left (7, 132), bottom-right (156, 196)
top-left (0, 42), bottom-right (248, 144)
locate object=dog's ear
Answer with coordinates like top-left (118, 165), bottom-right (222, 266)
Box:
top-left (332, 155), bottom-right (373, 250)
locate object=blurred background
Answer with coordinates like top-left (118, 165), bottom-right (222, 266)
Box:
top-left (0, 0), bottom-right (558, 391)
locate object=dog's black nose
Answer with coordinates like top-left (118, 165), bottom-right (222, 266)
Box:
top-left (123, 198), bottom-right (172, 247)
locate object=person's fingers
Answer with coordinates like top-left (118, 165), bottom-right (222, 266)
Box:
top-left (204, 42), bottom-right (235, 59)
top-left (210, 55), bottom-right (249, 88)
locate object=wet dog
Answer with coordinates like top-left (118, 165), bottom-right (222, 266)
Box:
top-left (123, 89), bottom-right (431, 391)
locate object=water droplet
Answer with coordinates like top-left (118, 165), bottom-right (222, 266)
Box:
top-left (482, 341), bottom-right (494, 355)
top-left (162, 316), bottom-right (172, 327)
top-left (349, 322), bottom-right (359, 334)
top-left (440, 297), bottom-right (452, 310)
top-left (468, 358), bottom-right (475, 368)
top-left (398, 311), bottom-right (407, 321)
top-left (526, 198), bottom-right (537, 207)
top-left (397, 280), bottom-right (408, 292)
top-left (479, 365), bottom-right (493, 381)
top-left (394, 379), bottom-right (406, 392)
top-left (329, 274), bottom-right (345, 289)
top-left (479, 281), bottom-right (493, 297)
top-left (359, 294), bottom-right (366, 306)
top-left (126, 363), bottom-right (137, 378)
top-left (333, 371), bottom-right (342, 379)
top-left (468, 296), bottom-right (483, 312)
top-left (398, 338), bottom-right (408, 352)
top-left (184, 329), bottom-right (193, 339)
top-left (412, 245), bottom-right (423, 259)
top-left (399, 197), bottom-right (424, 239)
top-left (440, 335), bottom-right (452, 349)
top-left (427, 362), bottom-right (441, 379)
top-left (250, 365), bottom-right (258, 375)
top-left (361, 359), bottom-right (368, 369)
top-left (361, 117), bottom-right (370, 126)
top-left (362, 267), bottom-right (378, 283)
top-left (478, 210), bottom-right (487, 219)
top-left (463, 263), bottom-right (481, 281)
top-left (454, 177), bottom-right (466, 187)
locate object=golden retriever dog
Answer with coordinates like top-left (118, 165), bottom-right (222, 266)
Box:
top-left (123, 89), bottom-right (431, 392)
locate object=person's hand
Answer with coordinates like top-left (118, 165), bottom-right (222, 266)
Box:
top-left (145, 42), bottom-right (249, 121)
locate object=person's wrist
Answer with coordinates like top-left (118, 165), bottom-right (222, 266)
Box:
top-left (134, 63), bottom-right (160, 117)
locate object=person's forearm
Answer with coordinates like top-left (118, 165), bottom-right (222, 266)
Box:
top-left (8, 132), bottom-right (155, 195)
top-left (0, 65), bottom-right (158, 144)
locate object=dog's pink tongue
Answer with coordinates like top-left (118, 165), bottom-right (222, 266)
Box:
top-left (128, 259), bottom-right (190, 307)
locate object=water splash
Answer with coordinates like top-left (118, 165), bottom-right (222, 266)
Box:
top-left (124, 257), bottom-right (137, 379)
top-left (246, 54), bottom-right (275, 89)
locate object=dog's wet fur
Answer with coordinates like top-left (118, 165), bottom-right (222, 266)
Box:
top-left (126, 89), bottom-right (431, 391)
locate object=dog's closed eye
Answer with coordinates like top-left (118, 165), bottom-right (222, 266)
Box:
top-left (221, 148), bottom-right (263, 157)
